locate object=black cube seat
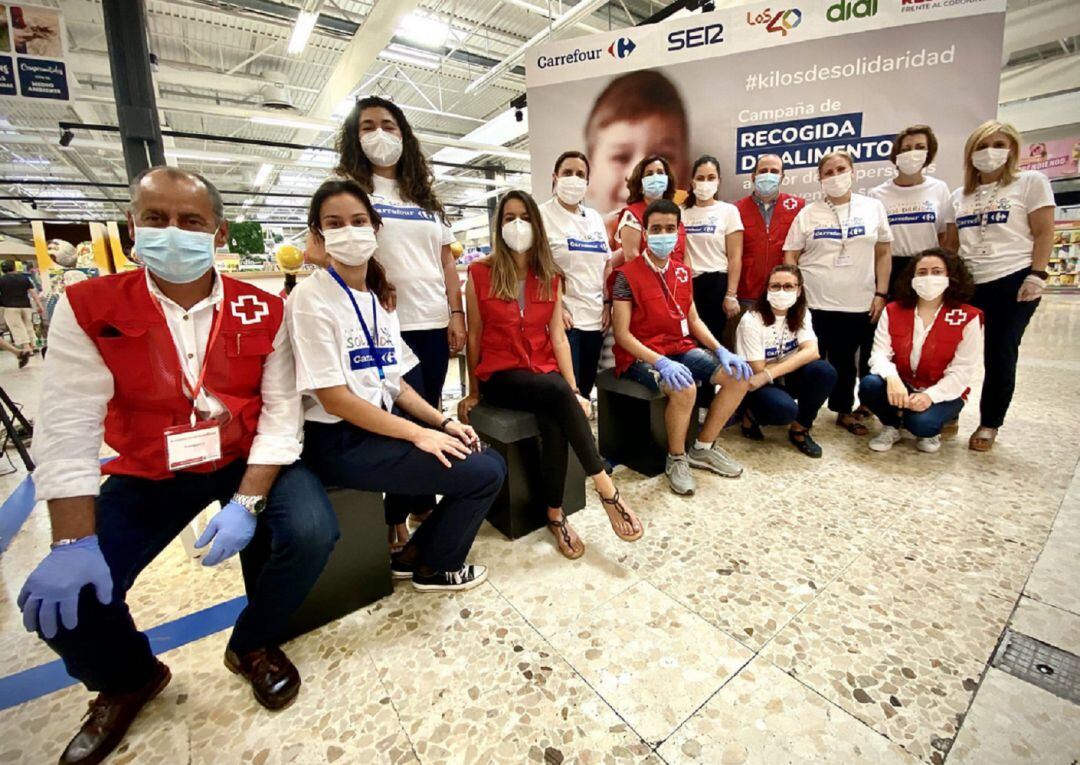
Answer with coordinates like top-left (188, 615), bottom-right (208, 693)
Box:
top-left (595, 368), bottom-right (706, 476)
top-left (240, 487), bottom-right (391, 642)
top-left (469, 403), bottom-right (585, 539)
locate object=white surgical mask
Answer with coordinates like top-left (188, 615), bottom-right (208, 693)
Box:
top-left (323, 225), bottom-right (378, 267)
top-left (693, 180), bottom-right (718, 200)
top-left (911, 274), bottom-right (950, 301)
top-left (502, 218), bottom-right (534, 253)
top-left (821, 172), bottom-right (852, 198)
top-left (767, 289), bottom-right (798, 311)
top-left (360, 128), bottom-right (403, 167)
top-left (972, 147), bottom-right (1010, 173)
top-left (896, 149), bottom-right (927, 176)
top-left (555, 176), bottom-right (588, 206)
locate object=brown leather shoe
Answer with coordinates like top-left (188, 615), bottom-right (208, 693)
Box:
top-left (224, 646), bottom-right (300, 710)
top-left (59, 660), bottom-right (171, 765)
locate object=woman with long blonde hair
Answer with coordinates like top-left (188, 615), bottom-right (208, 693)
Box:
top-left (459, 190), bottom-right (643, 558)
top-left (951, 120), bottom-right (1055, 451)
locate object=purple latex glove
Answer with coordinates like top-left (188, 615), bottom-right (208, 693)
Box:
top-left (18, 535), bottom-right (113, 639)
top-left (654, 356), bottom-right (695, 391)
top-left (194, 501), bottom-right (256, 566)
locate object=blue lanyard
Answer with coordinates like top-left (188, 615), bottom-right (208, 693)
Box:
top-left (327, 266), bottom-right (384, 381)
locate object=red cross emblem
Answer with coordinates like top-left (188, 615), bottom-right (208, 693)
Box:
top-left (783, 197), bottom-right (798, 210)
top-left (230, 294), bottom-right (269, 325)
top-left (944, 308), bottom-right (967, 326)
top-left (675, 265), bottom-right (689, 284)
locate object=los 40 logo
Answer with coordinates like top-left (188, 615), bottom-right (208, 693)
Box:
top-left (747, 8), bottom-right (803, 37)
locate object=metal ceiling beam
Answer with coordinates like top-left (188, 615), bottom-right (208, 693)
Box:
top-left (1000, 52), bottom-right (1080, 104)
top-left (1004, 0), bottom-right (1080, 61)
top-left (503, 0), bottom-right (603, 33)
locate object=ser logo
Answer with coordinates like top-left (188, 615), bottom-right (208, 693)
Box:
top-left (667, 22), bottom-right (724, 52)
top-left (608, 37), bottom-right (636, 59)
top-left (747, 8), bottom-right (803, 37)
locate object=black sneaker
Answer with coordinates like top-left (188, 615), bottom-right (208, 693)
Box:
top-left (411, 564), bottom-right (488, 592)
top-left (789, 428), bottom-right (822, 458)
top-left (389, 555), bottom-right (414, 580)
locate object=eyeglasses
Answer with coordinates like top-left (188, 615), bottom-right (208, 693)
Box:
top-left (767, 283), bottom-right (798, 292)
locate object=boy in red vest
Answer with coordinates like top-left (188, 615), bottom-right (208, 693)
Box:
top-left (612, 199), bottom-right (752, 496)
top-left (18, 167), bottom-right (338, 765)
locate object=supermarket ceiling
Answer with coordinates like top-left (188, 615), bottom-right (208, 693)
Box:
top-left (0, 0), bottom-right (1077, 240)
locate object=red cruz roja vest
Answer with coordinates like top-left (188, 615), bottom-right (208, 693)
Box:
top-left (66, 269), bottom-right (283, 480)
top-left (885, 301), bottom-right (982, 399)
top-left (469, 260), bottom-right (560, 381)
top-left (614, 255), bottom-right (697, 375)
top-left (611, 200), bottom-right (687, 262)
top-left (735, 193), bottom-right (804, 301)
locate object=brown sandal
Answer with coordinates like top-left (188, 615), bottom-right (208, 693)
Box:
top-left (836, 414), bottom-right (869, 436)
top-left (969, 427), bottom-right (997, 452)
top-left (548, 513), bottom-right (585, 560)
top-left (598, 488), bottom-right (644, 542)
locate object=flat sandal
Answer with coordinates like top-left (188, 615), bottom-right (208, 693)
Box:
top-left (598, 488), bottom-right (644, 542)
top-left (548, 513), bottom-right (585, 560)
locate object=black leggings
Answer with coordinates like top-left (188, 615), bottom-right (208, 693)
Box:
top-left (479, 370), bottom-right (605, 509)
top-left (811, 308), bottom-right (870, 415)
top-left (692, 271), bottom-right (729, 342)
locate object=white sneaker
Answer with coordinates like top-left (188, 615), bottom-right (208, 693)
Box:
top-left (868, 426), bottom-right (901, 452)
top-left (916, 435), bottom-right (941, 453)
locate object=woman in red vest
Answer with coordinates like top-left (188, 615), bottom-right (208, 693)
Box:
top-left (459, 190), bottom-right (643, 558)
top-left (860, 248), bottom-right (983, 454)
top-left (611, 154), bottom-right (686, 265)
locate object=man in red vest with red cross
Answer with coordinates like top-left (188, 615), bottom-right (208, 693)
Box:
top-left (735, 154), bottom-right (805, 306)
top-left (18, 167), bottom-right (338, 765)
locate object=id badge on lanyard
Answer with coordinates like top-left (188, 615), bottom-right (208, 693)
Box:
top-left (328, 267), bottom-right (394, 411)
top-left (973, 185), bottom-right (996, 259)
top-left (153, 297), bottom-right (226, 471)
top-left (827, 200), bottom-right (854, 267)
top-left (653, 267), bottom-right (688, 336)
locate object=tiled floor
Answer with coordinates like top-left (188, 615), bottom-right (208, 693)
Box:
top-left (1, 295), bottom-right (1079, 764)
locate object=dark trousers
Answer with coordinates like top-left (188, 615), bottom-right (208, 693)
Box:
top-left (745, 359), bottom-right (837, 430)
top-left (859, 374), bottom-right (965, 437)
top-left (42, 461), bottom-right (337, 695)
top-left (479, 370), bottom-right (606, 509)
top-left (971, 268), bottom-right (1039, 429)
top-left (566, 328), bottom-right (604, 398)
top-left (303, 420), bottom-right (504, 571)
top-left (811, 308), bottom-right (870, 415)
top-left (386, 327), bottom-right (450, 525)
top-left (693, 271), bottom-right (729, 342)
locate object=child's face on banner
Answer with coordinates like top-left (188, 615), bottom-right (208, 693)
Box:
top-left (588, 114), bottom-right (687, 215)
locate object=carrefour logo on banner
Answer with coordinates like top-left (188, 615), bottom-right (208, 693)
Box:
top-left (747, 8), bottom-right (802, 36)
top-left (608, 37), bottom-right (636, 59)
top-left (536, 47), bottom-right (603, 70)
top-left (826, 0), bottom-right (877, 22)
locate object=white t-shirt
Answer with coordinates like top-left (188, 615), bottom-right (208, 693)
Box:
top-left (867, 177), bottom-right (954, 258)
top-left (539, 197), bottom-right (611, 331)
top-left (783, 194), bottom-right (893, 313)
top-left (682, 202), bottom-right (744, 276)
top-left (286, 268), bottom-right (418, 424)
top-left (952, 171), bottom-right (1055, 285)
top-left (736, 309), bottom-right (817, 364)
top-left (369, 174), bottom-right (455, 332)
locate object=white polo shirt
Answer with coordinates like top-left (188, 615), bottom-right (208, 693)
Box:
top-left (952, 171), bottom-right (1055, 285)
top-left (539, 197), bottom-right (611, 331)
top-left (868, 177), bottom-right (954, 258)
top-left (369, 174), bottom-right (455, 332)
top-left (682, 201), bottom-right (744, 276)
top-left (736, 309), bottom-right (816, 364)
top-left (286, 268), bottom-right (418, 423)
top-left (783, 194), bottom-right (893, 313)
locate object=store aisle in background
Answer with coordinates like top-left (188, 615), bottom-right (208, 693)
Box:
top-left (0, 297), bottom-right (1078, 764)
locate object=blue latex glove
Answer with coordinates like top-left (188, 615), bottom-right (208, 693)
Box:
top-left (715, 345), bottom-right (753, 381)
top-left (654, 356), bottom-right (695, 391)
top-left (194, 501), bottom-right (256, 567)
top-left (18, 535), bottom-right (113, 639)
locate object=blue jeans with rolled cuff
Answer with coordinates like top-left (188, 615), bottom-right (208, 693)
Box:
top-left (621, 347), bottom-right (721, 392)
top-left (858, 374), bottom-right (965, 437)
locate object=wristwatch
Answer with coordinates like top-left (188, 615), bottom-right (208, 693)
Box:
top-left (231, 493), bottom-right (267, 515)
top-left (1030, 269), bottom-right (1049, 280)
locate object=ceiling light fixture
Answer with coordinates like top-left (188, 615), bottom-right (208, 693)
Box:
top-left (287, 9), bottom-right (320, 56)
top-left (249, 114), bottom-right (336, 132)
top-left (59, 128), bottom-right (74, 147)
top-left (253, 163), bottom-right (274, 187)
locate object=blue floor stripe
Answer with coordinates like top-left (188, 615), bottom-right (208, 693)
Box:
top-left (0, 595), bottom-right (246, 711)
top-left (0, 474), bottom-right (35, 554)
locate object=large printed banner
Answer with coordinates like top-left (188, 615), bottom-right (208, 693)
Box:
top-left (526, 0), bottom-right (1006, 217)
top-left (0, 3), bottom-right (70, 101)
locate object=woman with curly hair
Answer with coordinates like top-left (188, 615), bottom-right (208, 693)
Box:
top-left (334, 95), bottom-right (462, 552)
top-left (860, 248), bottom-right (983, 454)
top-left (611, 154), bottom-right (686, 264)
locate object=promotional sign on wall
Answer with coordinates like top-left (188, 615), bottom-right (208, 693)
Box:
top-left (1020, 137), bottom-right (1080, 181)
top-left (0, 3), bottom-right (70, 101)
top-left (526, 0), bottom-right (1006, 217)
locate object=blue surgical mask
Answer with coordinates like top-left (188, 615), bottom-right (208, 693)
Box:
top-left (754, 173), bottom-right (781, 196)
top-left (642, 174), bottom-right (668, 199)
top-left (134, 225), bottom-right (217, 284)
top-left (647, 232), bottom-right (678, 259)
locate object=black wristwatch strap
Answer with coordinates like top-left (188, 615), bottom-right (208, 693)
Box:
top-left (439, 417), bottom-right (454, 431)
top-left (1029, 270), bottom-right (1049, 280)
top-left (874, 291), bottom-right (888, 299)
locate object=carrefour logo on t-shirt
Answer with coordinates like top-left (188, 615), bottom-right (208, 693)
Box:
top-left (888, 212), bottom-right (936, 226)
top-left (765, 339), bottom-right (798, 360)
top-left (372, 202), bottom-right (436, 222)
top-left (567, 237), bottom-right (608, 253)
top-left (813, 225), bottom-right (865, 239)
top-left (956, 210), bottom-right (1009, 230)
top-left (349, 346), bottom-right (397, 371)
top-left (685, 224), bottom-right (718, 235)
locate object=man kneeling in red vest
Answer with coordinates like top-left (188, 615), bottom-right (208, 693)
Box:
top-left (860, 248), bottom-right (983, 454)
top-left (612, 199), bottom-right (753, 496)
top-left (19, 167), bottom-right (338, 765)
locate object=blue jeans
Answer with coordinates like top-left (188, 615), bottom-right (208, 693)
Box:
top-left (41, 460), bottom-right (338, 695)
top-left (622, 347), bottom-right (720, 392)
top-left (746, 359), bottom-right (837, 430)
top-left (566, 328), bottom-right (604, 399)
top-left (859, 374), bottom-right (965, 437)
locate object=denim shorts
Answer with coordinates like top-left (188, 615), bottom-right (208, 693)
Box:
top-left (622, 347), bottom-right (720, 392)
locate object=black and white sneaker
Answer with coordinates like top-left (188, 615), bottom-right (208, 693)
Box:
top-left (411, 564), bottom-right (488, 592)
top-left (390, 556), bottom-right (414, 580)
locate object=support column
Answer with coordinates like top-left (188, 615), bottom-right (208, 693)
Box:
top-left (101, 0), bottom-right (165, 180)
top-left (485, 165), bottom-right (498, 220)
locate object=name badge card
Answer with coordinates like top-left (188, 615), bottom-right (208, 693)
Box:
top-left (973, 243), bottom-right (993, 259)
top-left (164, 419), bottom-right (222, 471)
top-left (834, 248), bottom-right (854, 268)
top-left (680, 318), bottom-right (689, 336)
